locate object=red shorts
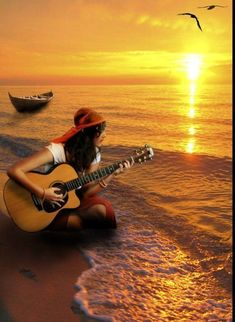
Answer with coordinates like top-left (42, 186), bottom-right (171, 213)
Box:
top-left (47, 195), bottom-right (116, 230)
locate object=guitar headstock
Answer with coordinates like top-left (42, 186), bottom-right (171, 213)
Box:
top-left (133, 144), bottom-right (154, 164)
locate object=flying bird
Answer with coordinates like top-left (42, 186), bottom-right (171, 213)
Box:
top-left (178, 13), bottom-right (203, 31)
top-left (198, 5), bottom-right (227, 10)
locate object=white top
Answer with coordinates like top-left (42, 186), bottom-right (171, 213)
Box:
top-left (45, 142), bottom-right (101, 168)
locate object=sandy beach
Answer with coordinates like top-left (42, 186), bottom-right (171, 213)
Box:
top-left (0, 210), bottom-right (94, 322)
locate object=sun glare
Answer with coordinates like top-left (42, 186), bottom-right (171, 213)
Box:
top-left (184, 54), bottom-right (202, 81)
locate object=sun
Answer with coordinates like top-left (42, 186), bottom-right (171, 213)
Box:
top-left (184, 54), bottom-right (202, 81)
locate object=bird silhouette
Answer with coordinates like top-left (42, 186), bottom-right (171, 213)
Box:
top-left (198, 5), bottom-right (227, 10)
top-left (178, 13), bottom-right (203, 31)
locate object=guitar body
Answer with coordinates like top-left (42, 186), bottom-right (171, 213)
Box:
top-left (3, 163), bottom-right (80, 232)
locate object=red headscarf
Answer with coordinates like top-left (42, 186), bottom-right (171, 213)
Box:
top-left (52, 108), bottom-right (105, 143)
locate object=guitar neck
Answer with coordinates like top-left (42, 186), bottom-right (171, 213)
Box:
top-left (64, 157), bottom-right (133, 192)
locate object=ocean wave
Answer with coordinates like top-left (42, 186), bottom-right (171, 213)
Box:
top-left (102, 145), bottom-right (232, 181)
top-left (73, 187), bottom-right (232, 321)
top-left (71, 173), bottom-right (232, 321)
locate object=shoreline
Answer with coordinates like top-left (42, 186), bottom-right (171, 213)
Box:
top-left (0, 210), bottom-right (94, 322)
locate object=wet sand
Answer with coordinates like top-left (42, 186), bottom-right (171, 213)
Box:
top-left (0, 210), bottom-right (93, 322)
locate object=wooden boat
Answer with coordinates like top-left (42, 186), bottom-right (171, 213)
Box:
top-left (8, 91), bottom-right (53, 112)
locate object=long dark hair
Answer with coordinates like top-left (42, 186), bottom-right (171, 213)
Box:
top-left (64, 122), bottom-right (106, 172)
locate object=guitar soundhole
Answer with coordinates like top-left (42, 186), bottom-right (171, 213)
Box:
top-left (43, 182), bottom-right (68, 213)
top-left (51, 182), bottom-right (67, 196)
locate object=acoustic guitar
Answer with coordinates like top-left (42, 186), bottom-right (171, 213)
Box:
top-left (3, 145), bottom-right (154, 232)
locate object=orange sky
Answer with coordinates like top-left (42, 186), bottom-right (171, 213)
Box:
top-left (0, 0), bottom-right (232, 85)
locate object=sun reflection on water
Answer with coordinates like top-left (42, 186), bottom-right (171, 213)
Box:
top-left (179, 54), bottom-right (203, 154)
top-left (186, 87), bottom-right (197, 154)
top-left (188, 107), bottom-right (195, 119)
top-left (187, 138), bottom-right (196, 154)
top-left (188, 126), bottom-right (196, 135)
top-left (189, 83), bottom-right (196, 95)
top-left (186, 81), bottom-right (197, 153)
top-left (189, 96), bottom-right (195, 106)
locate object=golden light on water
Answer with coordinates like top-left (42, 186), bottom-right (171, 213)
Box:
top-left (186, 87), bottom-right (197, 154)
top-left (188, 85), bottom-right (196, 119)
top-left (178, 54), bottom-right (203, 154)
top-left (187, 138), bottom-right (196, 154)
top-left (189, 96), bottom-right (195, 106)
top-left (188, 107), bottom-right (196, 118)
top-left (188, 126), bottom-right (196, 135)
top-left (189, 83), bottom-right (196, 95)
top-left (180, 55), bottom-right (202, 154)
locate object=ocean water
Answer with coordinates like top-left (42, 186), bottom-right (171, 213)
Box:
top-left (0, 84), bottom-right (232, 321)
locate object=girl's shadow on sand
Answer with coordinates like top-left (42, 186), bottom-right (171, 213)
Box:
top-left (0, 213), bottom-right (115, 281)
top-left (0, 212), bottom-right (115, 322)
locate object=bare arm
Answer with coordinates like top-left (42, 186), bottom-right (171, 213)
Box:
top-left (7, 148), bottom-right (63, 202)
